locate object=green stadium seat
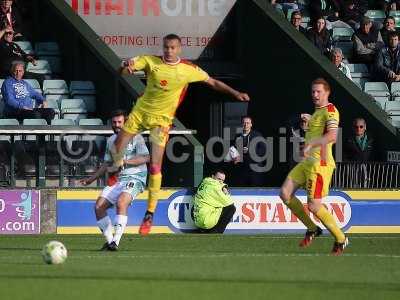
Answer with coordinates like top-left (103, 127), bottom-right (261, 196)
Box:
top-left (15, 41), bottom-right (34, 55)
top-left (26, 60), bottom-right (52, 75)
top-left (365, 10), bottom-right (386, 22)
top-left (35, 42), bottom-right (60, 56)
top-left (60, 99), bottom-right (86, 110)
top-left (39, 56), bottom-right (62, 74)
top-left (333, 27), bottom-right (354, 42)
top-left (46, 99), bottom-right (61, 119)
top-left (75, 95), bottom-right (96, 113)
top-left (373, 96), bottom-right (389, 109)
top-left (51, 119), bottom-right (74, 126)
top-left (385, 101), bottom-right (400, 115)
top-left (348, 64), bottom-right (369, 77)
top-left (364, 82), bottom-right (390, 97)
top-left (391, 119), bottom-right (400, 128)
top-left (391, 82), bottom-right (400, 97)
top-left (70, 81), bottom-right (96, 96)
top-left (62, 108), bottom-right (88, 124)
top-left (23, 118), bottom-right (48, 141)
top-left (23, 79), bottom-right (42, 95)
top-left (79, 118), bottom-right (103, 126)
top-left (0, 119), bottom-right (19, 125)
top-left (43, 80), bottom-right (69, 95)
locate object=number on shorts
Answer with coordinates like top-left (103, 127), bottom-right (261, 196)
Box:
top-left (126, 182), bottom-right (135, 189)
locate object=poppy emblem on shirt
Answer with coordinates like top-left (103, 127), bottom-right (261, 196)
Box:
top-left (160, 80), bottom-right (168, 86)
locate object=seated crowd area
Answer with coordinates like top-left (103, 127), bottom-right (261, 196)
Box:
top-left (271, 0), bottom-right (400, 129)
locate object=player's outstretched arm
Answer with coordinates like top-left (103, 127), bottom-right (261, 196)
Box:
top-left (80, 163), bottom-right (108, 186)
top-left (204, 77), bottom-right (250, 102)
top-left (119, 59), bottom-right (135, 75)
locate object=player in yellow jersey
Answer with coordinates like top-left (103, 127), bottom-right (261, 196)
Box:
top-left (110, 34), bottom-right (250, 235)
top-left (279, 78), bottom-right (348, 256)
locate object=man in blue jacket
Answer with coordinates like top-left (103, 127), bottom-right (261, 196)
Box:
top-left (1, 61), bottom-right (54, 124)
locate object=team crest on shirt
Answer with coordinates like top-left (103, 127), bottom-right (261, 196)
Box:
top-left (160, 80), bottom-right (168, 87)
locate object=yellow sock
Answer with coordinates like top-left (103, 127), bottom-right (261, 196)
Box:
top-left (286, 196), bottom-right (318, 231)
top-left (315, 206), bottom-right (346, 242)
top-left (147, 173), bottom-right (162, 213)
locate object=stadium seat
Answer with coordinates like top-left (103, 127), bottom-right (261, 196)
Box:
top-left (39, 56), bottom-right (62, 74)
top-left (348, 64), bottom-right (369, 77)
top-left (69, 81), bottom-right (95, 96)
top-left (26, 60), bottom-right (52, 75)
top-left (75, 95), bottom-right (96, 113)
top-left (46, 94), bottom-right (68, 108)
top-left (79, 118), bottom-right (103, 126)
top-left (365, 10), bottom-right (386, 22)
top-left (62, 109), bottom-right (88, 124)
top-left (23, 119), bottom-right (48, 141)
top-left (391, 82), bottom-right (400, 97)
top-left (391, 119), bottom-right (400, 128)
top-left (373, 96), bottom-right (388, 110)
top-left (0, 79), bottom-right (4, 88)
top-left (43, 80), bottom-right (69, 95)
top-left (61, 98), bottom-right (86, 110)
top-left (35, 42), bottom-right (60, 56)
top-left (46, 99), bottom-right (61, 119)
top-left (50, 119), bottom-right (75, 142)
top-left (385, 101), bottom-right (400, 115)
top-left (364, 82), bottom-right (390, 97)
top-left (23, 79), bottom-right (42, 95)
top-left (15, 41), bottom-right (34, 55)
top-left (333, 27), bottom-right (354, 42)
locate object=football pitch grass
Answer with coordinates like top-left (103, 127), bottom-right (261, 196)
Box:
top-left (0, 234), bottom-right (399, 300)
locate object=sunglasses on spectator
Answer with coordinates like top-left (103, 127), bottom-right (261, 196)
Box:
top-left (5, 32), bottom-right (13, 35)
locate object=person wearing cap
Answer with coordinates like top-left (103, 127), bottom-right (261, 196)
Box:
top-left (352, 16), bottom-right (384, 65)
top-left (330, 48), bottom-right (352, 80)
top-left (0, 26), bottom-right (35, 78)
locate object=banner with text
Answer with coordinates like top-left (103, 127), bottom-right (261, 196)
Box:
top-left (0, 190), bottom-right (40, 234)
top-left (66, 0), bottom-right (237, 59)
top-left (57, 189), bottom-right (400, 234)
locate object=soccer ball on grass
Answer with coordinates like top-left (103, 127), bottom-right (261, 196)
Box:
top-left (42, 241), bottom-right (68, 264)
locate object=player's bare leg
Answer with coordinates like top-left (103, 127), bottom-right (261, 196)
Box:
top-left (94, 197), bottom-right (113, 250)
top-left (307, 197), bottom-right (348, 255)
top-left (109, 129), bottom-right (137, 171)
top-left (109, 192), bottom-right (133, 251)
top-left (139, 132), bottom-right (167, 235)
top-left (280, 178), bottom-right (321, 247)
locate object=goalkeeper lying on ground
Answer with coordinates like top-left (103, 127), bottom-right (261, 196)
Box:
top-left (192, 170), bottom-right (236, 233)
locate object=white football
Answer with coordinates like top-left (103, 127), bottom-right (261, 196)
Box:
top-left (42, 241), bottom-right (68, 265)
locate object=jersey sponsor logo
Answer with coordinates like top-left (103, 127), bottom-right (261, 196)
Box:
top-left (160, 79), bottom-right (168, 86)
top-left (167, 191), bottom-right (352, 232)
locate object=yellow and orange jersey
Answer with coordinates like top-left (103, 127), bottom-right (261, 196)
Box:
top-left (305, 103), bottom-right (340, 167)
top-left (130, 55), bottom-right (209, 122)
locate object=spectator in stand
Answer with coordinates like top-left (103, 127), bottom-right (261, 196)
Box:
top-left (291, 10), bottom-right (307, 34)
top-left (309, 0), bottom-right (340, 23)
top-left (381, 16), bottom-right (397, 46)
top-left (307, 16), bottom-right (333, 56)
top-left (231, 116), bottom-right (267, 187)
top-left (331, 48), bottom-right (353, 80)
top-left (339, 0), bottom-right (363, 30)
top-left (1, 61), bottom-right (55, 124)
top-left (374, 31), bottom-right (400, 85)
top-left (0, 26), bottom-right (36, 78)
top-left (0, 0), bottom-right (23, 40)
top-left (344, 118), bottom-right (375, 161)
top-left (352, 16), bottom-right (384, 65)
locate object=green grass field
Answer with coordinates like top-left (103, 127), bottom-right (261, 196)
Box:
top-left (0, 234), bottom-right (399, 300)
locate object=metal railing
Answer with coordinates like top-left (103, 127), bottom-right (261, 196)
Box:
top-left (332, 162), bottom-right (400, 189)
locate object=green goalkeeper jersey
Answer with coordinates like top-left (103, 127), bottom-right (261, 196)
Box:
top-left (193, 177), bottom-right (234, 229)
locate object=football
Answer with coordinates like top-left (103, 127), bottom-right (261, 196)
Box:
top-left (42, 241), bottom-right (68, 265)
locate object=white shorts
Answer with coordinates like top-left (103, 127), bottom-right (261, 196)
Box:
top-left (100, 179), bottom-right (144, 206)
